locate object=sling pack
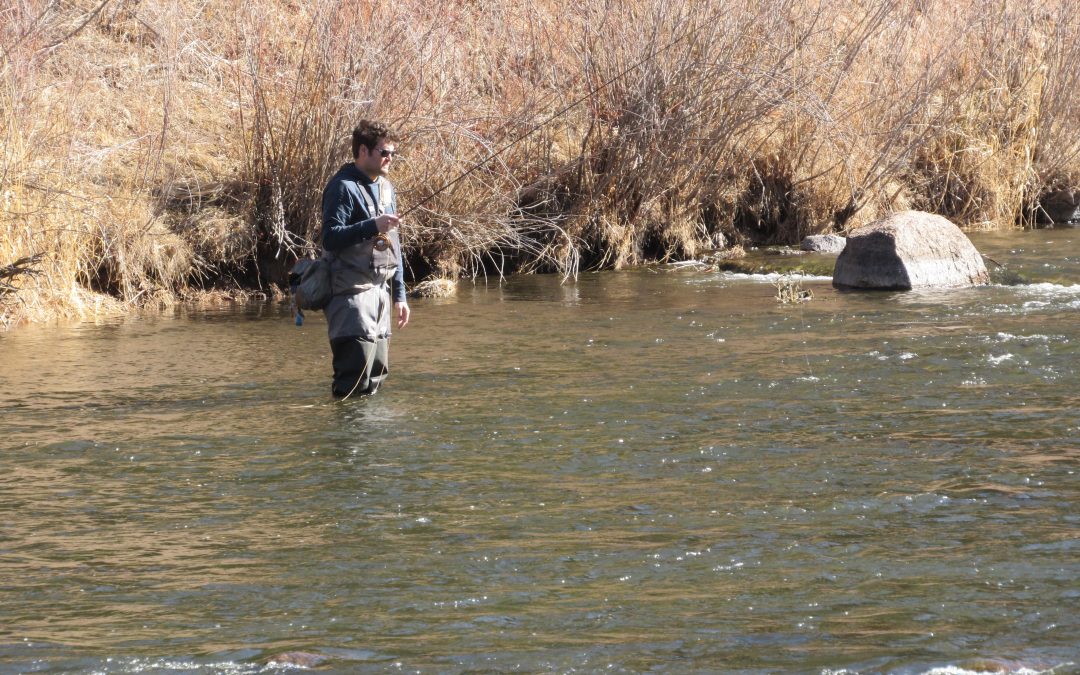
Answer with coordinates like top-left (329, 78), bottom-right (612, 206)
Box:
top-left (290, 256), bottom-right (332, 311)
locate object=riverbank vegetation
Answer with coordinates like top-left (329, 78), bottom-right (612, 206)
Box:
top-left (3, 0), bottom-right (1079, 326)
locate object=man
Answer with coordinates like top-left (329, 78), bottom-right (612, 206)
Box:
top-left (321, 120), bottom-right (411, 397)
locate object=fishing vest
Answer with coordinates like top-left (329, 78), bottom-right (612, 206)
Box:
top-left (327, 176), bottom-right (400, 296)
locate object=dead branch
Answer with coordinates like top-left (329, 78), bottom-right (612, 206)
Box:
top-left (0, 254), bottom-right (45, 296)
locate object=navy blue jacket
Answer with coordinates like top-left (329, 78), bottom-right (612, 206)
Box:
top-left (321, 162), bottom-right (406, 303)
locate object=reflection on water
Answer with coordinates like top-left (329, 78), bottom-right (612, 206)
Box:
top-left (0, 230), bottom-right (1078, 673)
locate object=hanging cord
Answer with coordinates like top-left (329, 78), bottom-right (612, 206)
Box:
top-left (338, 330), bottom-right (382, 402)
top-left (338, 290), bottom-right (390, 401)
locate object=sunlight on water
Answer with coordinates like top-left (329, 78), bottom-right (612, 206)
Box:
top-left (0, 230), bottom-right (1077, 673)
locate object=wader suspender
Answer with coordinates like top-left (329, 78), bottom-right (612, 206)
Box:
top-left (357, 180), bottom-right (381, 218)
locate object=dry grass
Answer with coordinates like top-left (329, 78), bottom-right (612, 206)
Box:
top-left (775, 273), bottom-right (814, 304)
top-left (3, 0), bottom-right (1080, 326)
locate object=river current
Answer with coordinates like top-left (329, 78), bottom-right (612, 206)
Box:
top-left (1, 230), bottom-right (1077, 674)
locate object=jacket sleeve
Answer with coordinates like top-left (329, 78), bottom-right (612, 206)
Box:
top-left (322, 179), bottom-right (378, 251)
top-left (392, 256), bottom-right (407, 303)
top-left (387, 184), bottom-right (407, 303)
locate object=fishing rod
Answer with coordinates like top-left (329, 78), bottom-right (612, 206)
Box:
top-left (397, 26), bottom-right (694, 219)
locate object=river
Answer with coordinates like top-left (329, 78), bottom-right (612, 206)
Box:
top-left (0, 229), bottom-right (1077, 674)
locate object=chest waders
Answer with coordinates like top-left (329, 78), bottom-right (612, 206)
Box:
top-left (336, 177), bottom-right (397, 401)
top-left (335, 286), bottom-right (391, 400)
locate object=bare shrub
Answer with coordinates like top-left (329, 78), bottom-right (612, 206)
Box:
top-left (1029, 1), bottom-right (1080, 215)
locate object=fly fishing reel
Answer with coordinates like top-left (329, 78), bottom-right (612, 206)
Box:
top-left (373, 233), bottom-right (392, 252)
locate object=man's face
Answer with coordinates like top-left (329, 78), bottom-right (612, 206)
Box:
top-left (356, 139), bottom-right (397, 179)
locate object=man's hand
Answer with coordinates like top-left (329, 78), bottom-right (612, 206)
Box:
top-left (394, 302), bottom-right (410, 329)
top-left (374, 214), bottom-right (400, 233)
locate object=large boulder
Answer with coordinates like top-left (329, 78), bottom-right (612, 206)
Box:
top-left (833, 211), bottom-right (989, 289)
top-left (1037, 189), bottom-right (1080, 225)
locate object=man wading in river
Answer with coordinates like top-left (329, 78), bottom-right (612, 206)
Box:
top-left (321, 120), bottom-right (410, 397)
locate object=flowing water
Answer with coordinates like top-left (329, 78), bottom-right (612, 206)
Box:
top-left (1, 230), bottom-right (1078, 674)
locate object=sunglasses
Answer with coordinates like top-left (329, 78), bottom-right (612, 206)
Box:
top-left (377, 148), bottom-right (398, 158)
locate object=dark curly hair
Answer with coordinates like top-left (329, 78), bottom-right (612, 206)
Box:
top-left (351, 120), bottom-right (398, 158)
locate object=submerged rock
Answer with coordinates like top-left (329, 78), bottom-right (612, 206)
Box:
top-left (800, 234), bottom-right (846, 253)
top-left (708, 247), bottom-right (837, 277)
top-left (265, 651), bottom-right (331, 668)
top-left (833, 211), bottom-right (989, 289)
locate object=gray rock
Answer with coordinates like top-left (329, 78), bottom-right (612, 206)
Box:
top-left (1037, 189), bottom-right (1080, 224)
top-left (833, 211), bottom-right (989, 289)
top-left (800, 234), bottom-right (847, 253)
